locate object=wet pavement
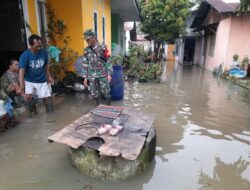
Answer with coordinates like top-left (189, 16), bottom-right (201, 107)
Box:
top-left (0, 62), bottom-right (250, 190)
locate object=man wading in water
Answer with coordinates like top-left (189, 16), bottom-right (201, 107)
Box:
top-left (19, 35), bottom-right (54, 115)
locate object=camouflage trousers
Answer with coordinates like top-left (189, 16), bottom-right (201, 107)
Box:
top-left (89, 77), bottom-right (111, 100)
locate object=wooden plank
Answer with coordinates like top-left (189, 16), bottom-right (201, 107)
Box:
top-left (98, 134), bottom-right (146, 160)
top-left (120, 135), bottom-right (146, 160)
top-left (48, 105), bottom-right (155, 160)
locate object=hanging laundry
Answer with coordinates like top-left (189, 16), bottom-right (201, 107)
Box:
top-left (48, 45), bottom-right (62, 63)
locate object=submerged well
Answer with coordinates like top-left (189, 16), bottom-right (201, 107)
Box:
top-left (69, 126), bottom-right (156, 180)
top-left (48, 105), bottom-right (156, 180)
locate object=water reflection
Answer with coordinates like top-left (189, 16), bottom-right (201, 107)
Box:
top-left (199, 157), bottom-right (250, 190)
top-left (121, 80), bottom-right (186, 158)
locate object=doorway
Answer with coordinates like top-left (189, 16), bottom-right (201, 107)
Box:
top-left (183, 37), bottom-right (196, 64)
top-left (0, 0), bottom-right (27, 75)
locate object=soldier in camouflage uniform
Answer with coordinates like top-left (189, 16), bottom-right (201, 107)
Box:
top-left (0, 58), bottom-right (24, 102)
top-left (0, 59), bottom-right (24, 121)
top-left (82, 29), bottom-right (113, 105)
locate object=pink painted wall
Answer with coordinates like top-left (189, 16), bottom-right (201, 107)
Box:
top-left (225, 15), bottom-right (250, 69)
top-left (194, 37), bottom-right (202, 65)
top-left (204, 17), bottom-right (231, 71)
top-left (194, 36), bottom-right (205, 65)
top-left (204, 15), bottom-right (250, 71)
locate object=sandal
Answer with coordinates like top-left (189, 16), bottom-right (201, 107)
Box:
top-left (109, 125), bottom-right (123, 136)
top-left (98, 124), bottom-right (112, 135)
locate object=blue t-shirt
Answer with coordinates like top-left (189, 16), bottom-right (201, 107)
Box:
top-left (19, 49), bottom-right (48, 83)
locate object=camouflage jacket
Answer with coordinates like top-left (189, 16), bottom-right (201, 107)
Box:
top-left (0, 70), bottom-right (19, 95)
top-left (0, 89), bottom-right (9, 101)
top-left (81, 43), bottom-right (113, 80)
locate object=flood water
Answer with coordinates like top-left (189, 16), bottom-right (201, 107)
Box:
top-left (0, 62), bottom-right (250, 190)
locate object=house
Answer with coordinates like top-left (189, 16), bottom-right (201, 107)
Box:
top-left (111, 0), bottom-right (140, 54)
top-left (0, 0), bottom-right (112, 73)
top-left (179, 0), bottom-right (250, 72)
top-left (48, 0), bottom-right (113, 71)
top-left (0, 0), bottom-right (140, 74)
top-left (175, 11), bottom-right (200, 65)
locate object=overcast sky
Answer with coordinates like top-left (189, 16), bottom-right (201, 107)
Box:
top-left (222, 0), bottom-right (240, 3)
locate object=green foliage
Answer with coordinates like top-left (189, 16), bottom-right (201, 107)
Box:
top-left (147, 63), bottom-right (163, 80)
top-left (140, 0), bottom-right (191, 43)
top-left (110, 55), bottom-right (124, 66)
top-left (238, 0), bottom-right (250, 13)
top-left (25, 22), bottom-right (35, 34)
top-left (233, 54), bottom-right (239, 61)
top-left (242, 56), bottom-right (250, 66)
top-left (45, 3), bottom-right (78, 82)
top-left (125, 46), bottom-right (163, 82)
top-left (25, 3), bottom-right (78, 82)
top-left (46, 4), bottom-right (66, 40)
top-left (221, 71), bottom-right (229, 79)
top-left (62, 71), bottom-right (79, 86)
top-left (46, 3), bottom-right (78, 65)
top-left (125, 56), bottom-right (141, 78)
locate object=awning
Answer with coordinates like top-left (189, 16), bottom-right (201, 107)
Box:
top-left (144, 35), bottom-right (152, 41)
top-left (111, 0), bottom-right (140, 22)
top-left (192, 23), bottom-right (218, 33)
top-left (190, 2), bottom-right (211, 28)
top-left (190, 0), bottom-right (240, 29)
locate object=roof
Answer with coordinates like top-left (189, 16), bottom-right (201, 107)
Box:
top-left (190, 2), bottom-right (210, 28)
top-left (206, 0), bottom-right (239, 13)
top-left (111, 0), bottom-right (140, 21)
top-left (190, 0), bottom-right (240, 28)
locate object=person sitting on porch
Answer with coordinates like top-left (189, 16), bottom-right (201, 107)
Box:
top-left (0, 58), bottom-right (25, 106)
top-left (0, 58), bottom-right (37, 117)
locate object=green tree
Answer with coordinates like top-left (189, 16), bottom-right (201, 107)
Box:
top-left (141, 0), bottom-right (191, 43)
top-left (140, 0), bottom-right (191, 57)
top-left (239, 0), bottom-right (250, 13)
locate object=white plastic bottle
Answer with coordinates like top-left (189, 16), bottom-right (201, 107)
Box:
top-left (0, 100), bottom-right (7, 117)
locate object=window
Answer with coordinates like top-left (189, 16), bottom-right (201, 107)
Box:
top-left (102, 16), bottom-right (105, 43)
top-left (209, 32), bottom-right (216, 57)
top-left (36, 0), bottom-right (47, 39)
top-left (94, 11), bottom-right (98, 40)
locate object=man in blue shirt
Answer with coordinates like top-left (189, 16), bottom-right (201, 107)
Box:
top-left (19, 35), bottom-right (54, 113)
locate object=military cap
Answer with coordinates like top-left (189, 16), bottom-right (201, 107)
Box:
top-left (83, 29), bottom-right (96, 39)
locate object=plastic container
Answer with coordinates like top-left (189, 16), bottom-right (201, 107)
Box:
top-left (110, 65), bottom-right (124, 100)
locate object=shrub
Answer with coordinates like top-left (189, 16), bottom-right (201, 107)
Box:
top-left (233, 54), bottom-right (239, 61)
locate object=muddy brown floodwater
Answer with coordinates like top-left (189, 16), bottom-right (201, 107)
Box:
top-left (0, 62), bottom-right (249, 190)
